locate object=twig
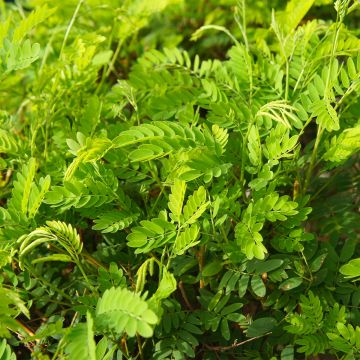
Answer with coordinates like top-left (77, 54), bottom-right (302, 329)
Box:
top-left (136, 334), bottom-right (144, 360)
top-left (197, 246), bottom-right (205, 289)
top-left (178, 281), bottom-right (194, 311)
top-left (120, 335), bottom-right (129, 357)
top-left (15, 319), bottom-right (36, 338)
top-left (204, 332), bottom-right (272, 352)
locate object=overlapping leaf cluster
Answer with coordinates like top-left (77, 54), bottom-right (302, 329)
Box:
top-left (0, 0), bottom-right (359, 359)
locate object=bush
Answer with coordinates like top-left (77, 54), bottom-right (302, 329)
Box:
top-left (0, 0), bottom-right (360, 359)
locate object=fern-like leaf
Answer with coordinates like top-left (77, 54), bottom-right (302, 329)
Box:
top-left (3, 39), bottom-right (40, 72)
top-left (285, 291), bottom-right (323, 335)
top-left (18, 221), bottom-right (82, 268)
top-left (324, 126), bottom-right (360, 163)
top-left (6, 158), bottom-right (50, 220)
top-left (65, 312), bottom-right (96, 360)
top-left (46, 163), bottom-right (118, 211)
top-left (0, 339), bottom-right (16, 360)
top-left (12, 5), bottom-right (56, 43)
top-left (112, 121), bottom-right (220, 163)
top-left (96, 287), bottom-right (158, 338)
top-left (92, 211), bottom-right (138, 233)
top-left (311, 99), bottom-right (339, 132)
top-left (212, 124), bottom-right (228, 155)
top-left (0, 288), bottom-right (29, 337)
top-left (263, 124), bottom-right (299, 163)
top-left (328, 323), bottom-right (360, 354)
top-left (168, 179), bottom-right (186, 223)
top-left (256, 100), bottom-right (298, 129)
top-left (276, 0), bottom-right (315, 33)
top-left (174, 224), bottom-right (200, 256)
top-left (181, 186), bottom-right (209, 226)
top-left (65, 137), bottom-right (113, 181)
top-left (127, 216), bottom-right (176, 254)
top-left (295, 333), bottom-right (328, 356)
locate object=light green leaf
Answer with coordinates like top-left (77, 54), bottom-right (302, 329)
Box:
top-left (168, 179), bottom-right (186, 223)
top-left (311, 99), bottom-right (339, 132)
top-left (340, 258), bottom-right (360, 279)
top-left (32, 254), bottom-right (73, 264)
top-left (174, 224), bottom-right (200, 255)
top-left (96, 287), bottom-right (158, 338)
top-left (277, 0), bottom-right (315, 33)
top-left (324, 126), bottom-right (360, 163)
top-left (65, 312), bottom-right (96, 360)
top-left (182, 186), bottom-right (209, 226)
top-left (0, 339), bottom-right (16, 360)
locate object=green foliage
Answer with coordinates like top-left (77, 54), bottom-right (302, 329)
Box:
top-left (324, 125), bottom-right (360, 163)
top-left (92, 211), bottom-right (138, 233)
top-left (96, 287), bottom-right (158, 338)
top-left (0, 340), bottom-right (16, 360)
top-left (65, 312), bottom-right (96, 360)
top-left (0, 287), bottom-right (29, 337)
top-left (0, 0), bottom-right (359, 358)
top-left (327, 323), bottom-right (360, 356)
top-left (18, 220), bottom-right (83, 268)
top-left (284, 291), bottom-right (355, 356)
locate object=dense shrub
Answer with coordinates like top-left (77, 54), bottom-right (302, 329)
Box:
top-left (0, 0), bottom-right (360, 359)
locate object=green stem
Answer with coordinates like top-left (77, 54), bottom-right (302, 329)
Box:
top-left (303, 126), bottom-right (323, 194)
top-left (303, 9), bottom-right (344, 194)
top-left (60, 0), bottom-right (84, 58)
top-left (106, 39), bottom-right (123, 77)
top-left (309, 167), bottom-right (342, 201)
top-left (285, 59), bottom-right (289, 101)
top-left (52, 312), bottom-right (79, 359)
top-left (334, 81), bottom-right (358, 111)
top-left (198, 245), bottom-right (205, 289)
top-left (149, 186), bottom-right (165, 217)
top-left (30, 124), bottom-right (40, 157)
top-left (301, 251), bottom-right (314, 289)
top-left (96, 38), bottom-right (123, 95)
top-left (239, 121), bottom-right (253, 201)
top-left (220, 225), bottom-right (228, 243)
top-left (75, 259), bottom-right (98, 295)
top-left (159, 248), bottom-right (166, 286)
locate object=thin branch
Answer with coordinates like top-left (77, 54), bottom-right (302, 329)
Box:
top-left (178, 281), bottom-right (194, 311)
top-left (60, 0), bottom-right (84, 58)
top-left (204, 332), bottom-right (272, 352)
top-left (136, 334), bottom-right (144, 360)
top-left (15, 319), bottom-right (36, 338)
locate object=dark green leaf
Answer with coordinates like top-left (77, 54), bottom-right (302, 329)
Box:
top-left (247, 317), bottom-right (277, 337)
top-left (279, 277), bottom-right (303, 291)
top-left (251, 276), bottom-right (266, 297)
top-left (202, 261), bottom-right (223, 277)
top-left (238, 274), bottom-right (250, 298)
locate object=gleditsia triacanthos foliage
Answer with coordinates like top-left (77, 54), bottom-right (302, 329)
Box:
top-left (0, 0), bottom-right (359, 358)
